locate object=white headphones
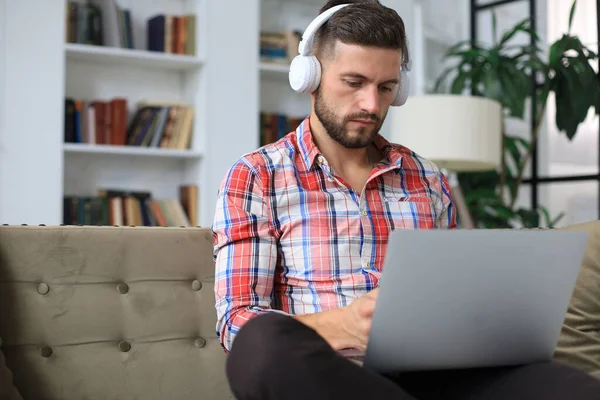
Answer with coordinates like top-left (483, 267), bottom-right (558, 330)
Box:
top-left (288, 3), bottom-right (412, 107)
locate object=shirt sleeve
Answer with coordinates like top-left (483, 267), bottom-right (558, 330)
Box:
top-left (437, 171), bottom-right (458, 229)
top-left (212, 156), bottom-right (286, 353)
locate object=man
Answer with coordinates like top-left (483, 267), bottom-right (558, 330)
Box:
top-left (212, 1), bottom-right (600, 399)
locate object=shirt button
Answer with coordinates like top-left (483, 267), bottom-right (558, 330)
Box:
top-left (318, 155), bottom-right (325, 164)
top-left (362, 209), bottom-right (367, 216)
top-left (366, 261), bottom-right (371, 269)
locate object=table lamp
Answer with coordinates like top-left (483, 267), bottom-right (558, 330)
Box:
top-left (388, 94), bottom-right (503, 228)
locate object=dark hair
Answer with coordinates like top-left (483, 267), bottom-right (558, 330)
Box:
top-left (314, 0), bottom-right (408, 64)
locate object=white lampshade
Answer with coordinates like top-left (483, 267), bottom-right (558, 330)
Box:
top-left (389, 94), bottom-right (502, 172)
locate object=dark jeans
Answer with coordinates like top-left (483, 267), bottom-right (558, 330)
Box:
top-left (226, 312), bottom-right (600, 400)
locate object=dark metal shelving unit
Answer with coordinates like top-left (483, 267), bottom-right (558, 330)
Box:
top-left (470, 0), bottom-right (600, 220)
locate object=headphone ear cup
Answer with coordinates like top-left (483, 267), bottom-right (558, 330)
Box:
top-left (289, 55), bottom-right (322, 93)
top-left (392, 70), bottom-right (410, 106)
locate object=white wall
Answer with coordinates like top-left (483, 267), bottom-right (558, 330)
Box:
top-left (0, 0), bottom-right (65, 225)
top-left (201, 0), bottom-right (260, 227)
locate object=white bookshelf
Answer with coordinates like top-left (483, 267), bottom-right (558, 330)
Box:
top-left (259, 62), bottom-right (290, 81)
top-left (64, 43), bottom-right (205, 70)
top-left (63, 143), bottom-right (203, 159)
top-left (259, 62), bottom-right (289, 73)
top-left (61, 0), bottom-right (208, 227)
top-left (0, 0), bottom-right (259, 227)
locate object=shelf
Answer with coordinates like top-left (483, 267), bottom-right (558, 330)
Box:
top-left (260, 62), bottom-right (290, 81)
top-left (64, 43), bottom-right (204, 71)
top-left (63, 143), bottom-right (203, 159)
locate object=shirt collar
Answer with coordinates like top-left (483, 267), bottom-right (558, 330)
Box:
top-left (373, 132), bottom-right (403, 168)
top-left (296, 117), bottom-right (323, 171)
top-left (296, 116), bottom-right (403, 170)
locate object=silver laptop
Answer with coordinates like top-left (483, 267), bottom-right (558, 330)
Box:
top-left (363, 228), bottom-right (589, 374)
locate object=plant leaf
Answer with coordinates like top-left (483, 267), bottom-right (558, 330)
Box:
top-left (538, 206), bottom-right (565, 228)
top-left (548, 33), bottom-right (600, 139)
top-left (504, 135), bottom-right (530, 177)
top-left (516, 208), bottom-right (540, 228)
top-left (492, 11), bottom-right (498, 46)
top-left (568, 0), bottom-right (577, 34)
top-left (450, 73), bottom-right (468, 94)
top-left (549, 212), bottom-right (566, 227)
top-left (498, 69), bottom-right (526, 118)
top-left (498, 18), bottom-right (529, 46)
top-left (433, 66), bottom-right (457, 93)
top-left (444, 40), bottom-right (477, 58)
top-left (464, 188), bottom-right (499, 204)
top-left (482, 67), bottom-right (502, 101)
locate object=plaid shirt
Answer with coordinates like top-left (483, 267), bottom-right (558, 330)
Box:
top-left (212, 117), bottom-right (457, 352)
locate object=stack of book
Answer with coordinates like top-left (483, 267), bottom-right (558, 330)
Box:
top-left (260, 112), bottom-right (304, 147)
top-left (63, 185), bottom-right (198, 227)
top-left (64, 97), bottom-right (128, 145)
top-left (65, 0), bottom-right (134, 49)
top-left (147, 14), bottom-right (197, 55)
top-left (260, 30), bottom-right (301, 64)
top-left (126, 101), bottom-right (195, 150)
top-left (64, 99), bottom-right (195, 150)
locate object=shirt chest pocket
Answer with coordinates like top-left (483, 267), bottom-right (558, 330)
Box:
top-left (382, 197), bottom-right (438, 230)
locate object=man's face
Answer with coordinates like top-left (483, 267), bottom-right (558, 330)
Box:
top-left (313, 41), bottom-right (402, 149)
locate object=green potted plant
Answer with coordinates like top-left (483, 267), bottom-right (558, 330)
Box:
top-left (433, 0), bottom-right (600, 228)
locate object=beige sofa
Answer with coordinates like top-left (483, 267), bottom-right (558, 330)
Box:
top-left (0, 221), bottom-right (599, 399)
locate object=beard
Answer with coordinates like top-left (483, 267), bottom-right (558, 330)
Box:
top-left (314, 87), bottom-right (385, 149)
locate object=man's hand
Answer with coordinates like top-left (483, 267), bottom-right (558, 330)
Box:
top-left (293, 288), bottom-right (379, 351)
top-left (342, 288), bottom-right (379, 351)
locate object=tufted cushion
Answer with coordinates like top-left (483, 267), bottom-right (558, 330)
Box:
top-left (0, 225), bottom-right (232, 399)
top-left (554, 221), bottom-right (600, 379)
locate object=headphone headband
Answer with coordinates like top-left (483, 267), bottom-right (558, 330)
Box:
top-left (403, 38), bottom-right (412, 72)
top-left (298, 4), bottom-right (350, 56)
top-left (298, 3), bottom-right (410, 70)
